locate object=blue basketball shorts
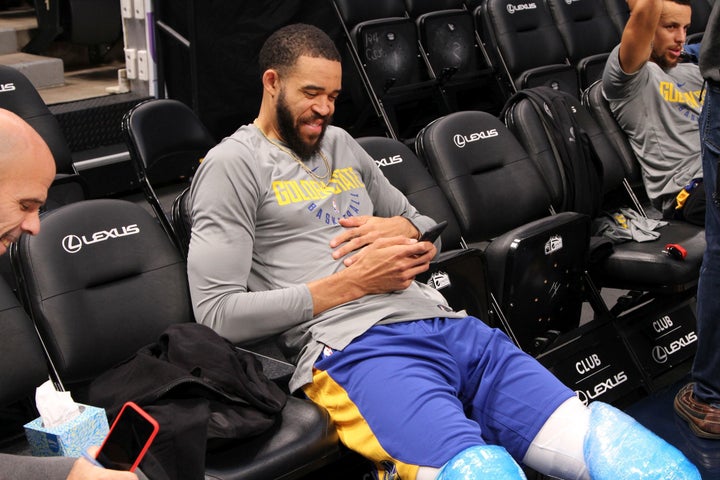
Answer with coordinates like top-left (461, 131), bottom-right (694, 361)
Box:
top-left (303, 317), bottom-right (574, 480)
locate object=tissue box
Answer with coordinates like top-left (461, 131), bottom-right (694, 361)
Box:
top-left (24, 404), bottom-right (109, 457)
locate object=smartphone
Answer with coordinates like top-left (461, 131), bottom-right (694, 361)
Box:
top-left (94, 402), bottom-right (159, 471)
top-left (419, 220), bottom-right (448, 243)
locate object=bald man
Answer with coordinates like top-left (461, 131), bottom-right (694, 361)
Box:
top-left (0, 109), bottom-right (140, 479)
top-left (0, 108), bottom-right (55, 255)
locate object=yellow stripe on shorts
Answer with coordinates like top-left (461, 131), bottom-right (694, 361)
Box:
top-left (303, 367), bottom-right (420, 480)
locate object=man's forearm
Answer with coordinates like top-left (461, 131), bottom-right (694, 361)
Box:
top-left (308, 237), bottom-right (436, 316)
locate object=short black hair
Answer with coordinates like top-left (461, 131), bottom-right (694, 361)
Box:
top-left (258, 23), bottom-right (341, 75)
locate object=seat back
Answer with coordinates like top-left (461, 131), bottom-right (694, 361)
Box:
top-left (602, 0), bottom-right (629, 37)
top-left (502, 87), bottom-right (613, 217)
top-left (478, 0), bottom-right (578, 95)
top-left (404, 0), bottom-right (488, 81)
top-left (12, 201), bottom-right (342, 480)
top-left (416, 110), bottom-right (553, 241)
top-left (0, 276), bottom-right (49, 408)
top-left (333, 0), bottom-right (445, 139)
top-left (335, 0), bottom-right (432, 94)
top-left (546, 0), bottom-right (618, 61)
top-left (0, 65), bottom-right (87, 212)
top-left (416, 110), bottom-right (592, 353)
top-left (357, 135), bottom-right (494, 321)
top-left (355, 136), bottom-right (464, 250)
top-left (171, 186), bottom-right (193, 258)
top-left (581, 81), bottom-right (643, 194)
top-left (688, 0), bottom-right (713, 43)
top-left (545, 0), bottom-right (619, 89)
top-left (507, 85), bottom-right (704, 296)
top-left (0, 65), bottom-right (87, 295)
top-left (13, 199), bottom-right (191, 389)
top-left (0, 65), bottom-right (74, 175)
top-left (123, 98), bottom-right (216, 247)
top-left (405, 0), bottom-right (499, 111)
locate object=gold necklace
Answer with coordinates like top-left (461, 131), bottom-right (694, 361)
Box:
top-left (255, 124), bottom-right (332, 186)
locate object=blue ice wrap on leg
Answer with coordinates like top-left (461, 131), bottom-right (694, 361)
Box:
top-left (584, 402), bottom-right (700, 480)
top-left (436, 445), bottom-right (527, 480)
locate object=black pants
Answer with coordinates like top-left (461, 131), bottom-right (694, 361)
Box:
top-left (664, 181), bottom-right (706, 226)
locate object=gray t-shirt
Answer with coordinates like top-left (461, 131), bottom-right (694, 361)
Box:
top-left (603, 44), bottom-right (704, 211)
top-left (187, 125), bottom-right (464, 392)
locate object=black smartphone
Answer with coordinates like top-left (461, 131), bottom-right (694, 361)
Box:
top-left (94, 402), bottom-right (159, 471)
top-left (419, 220), bottom-right (448, 243)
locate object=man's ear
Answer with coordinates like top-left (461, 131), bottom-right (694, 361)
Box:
top-left (262, 69), bottom-right (280, 96)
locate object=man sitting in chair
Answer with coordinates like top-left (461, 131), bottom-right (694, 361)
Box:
top-left (0, 108), bottom-right (142, 479)
top-left (187, 23), bottom-right (700, 480)
top-left (603, 0), bottom-right (705, 224)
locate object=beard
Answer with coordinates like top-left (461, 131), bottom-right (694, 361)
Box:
top-left (651, 49), bottom-right (679, 70)
top-left (276, 90), bottom-right (331, 161)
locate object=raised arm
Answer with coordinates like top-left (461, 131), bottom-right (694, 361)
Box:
top-left (618, 0), bottom-right (664, 73)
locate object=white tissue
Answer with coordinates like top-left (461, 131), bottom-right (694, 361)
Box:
top-left (35, 380), bottom-right (81, 428)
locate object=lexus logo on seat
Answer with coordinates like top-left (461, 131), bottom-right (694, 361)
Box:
top-left (61, 224), bottom-right (140, 253)
top-left (62, 235), bottom-right (83, 253)
top-left (506, 2), bottom-right (537, 14)
top-left (453, 129), bottom-right (498, 148)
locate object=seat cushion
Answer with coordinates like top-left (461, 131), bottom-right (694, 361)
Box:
top-left (204, 396), bottom-right (340, 480)
top-left (593, 222), bottom-right (705, 290)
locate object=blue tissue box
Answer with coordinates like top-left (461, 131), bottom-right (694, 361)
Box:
top-left (24, 404), bottom-right (109, 457)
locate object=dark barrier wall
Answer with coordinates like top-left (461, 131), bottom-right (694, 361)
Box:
top-left (155, 0), bottom-right (341, 141)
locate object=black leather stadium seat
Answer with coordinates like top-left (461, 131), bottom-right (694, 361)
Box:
top-left (415, 110), bottom-right (592, 355)
top-left (332, 0), bottom-right (446, 140)
top-left (403, 0), bottom-right (497, 112)
top-left (356, 136), bottom-right (492, 320)
top-left (687, 0), bottom-right (713, 44)
top-left (170, 186), bottom-right (193, 259)
top-left (356, 136), bottom-right (464, 250)
top-left (545, 0), bottom-right (620, 92)
top-left (0, 276), bottom-right (48, 413)
top-left (0, 275), bottom-right (50, 446)
top-left (602, 0), bottom-right (630, 37)
top-left (11, 199), bottom-right (340, 480)
top-left (505, 86), bottom-right (704, 389)
top-left (579, 81), bottom-right (705, 288)
top-left (477, 0), bottom-right (578, 97)
top-left (123, 98), bottom-right (217, 252)
top-left (24, 0), bottom-right (122, 56)
top-left (505, 86), bottom-right (704, 295)
top-left (0, 65), bottom-right (87, 211)
top-left (582, 80), bottom-right (647, 214)
top-left (0, 65), bottom-right (87, 297)
top-left (602, 0), bottom-right (711, 44)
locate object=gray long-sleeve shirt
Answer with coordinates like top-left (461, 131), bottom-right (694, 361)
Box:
top-left (187, 125), bottom-right (463, 392)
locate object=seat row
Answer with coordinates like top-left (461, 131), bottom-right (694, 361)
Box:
top-left (357, 83), bottom-right (704, 401)
top-left (0, 99), bottom-right (345, 480)
top-left (478, 0), bottom-right (713, 98)
top-left (126, 93), bottom-right (702, 407)
top-left (332, 0), bottom-right (715, 142)
top-left (0, 76), bottom-right (702, 477)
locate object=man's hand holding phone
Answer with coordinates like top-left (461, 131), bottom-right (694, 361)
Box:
top-left (418, 221), bottom-right (447, 244)
top-left (90, 402), bottom-right (159, 473)
top-left (70, 446), bottom-right (138, 479)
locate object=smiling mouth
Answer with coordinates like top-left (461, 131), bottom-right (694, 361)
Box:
top-left (0, 235), bottom-right (15, 249)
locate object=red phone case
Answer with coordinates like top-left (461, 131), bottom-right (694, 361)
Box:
top-left (96, 401), bottom-right (159, 472)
